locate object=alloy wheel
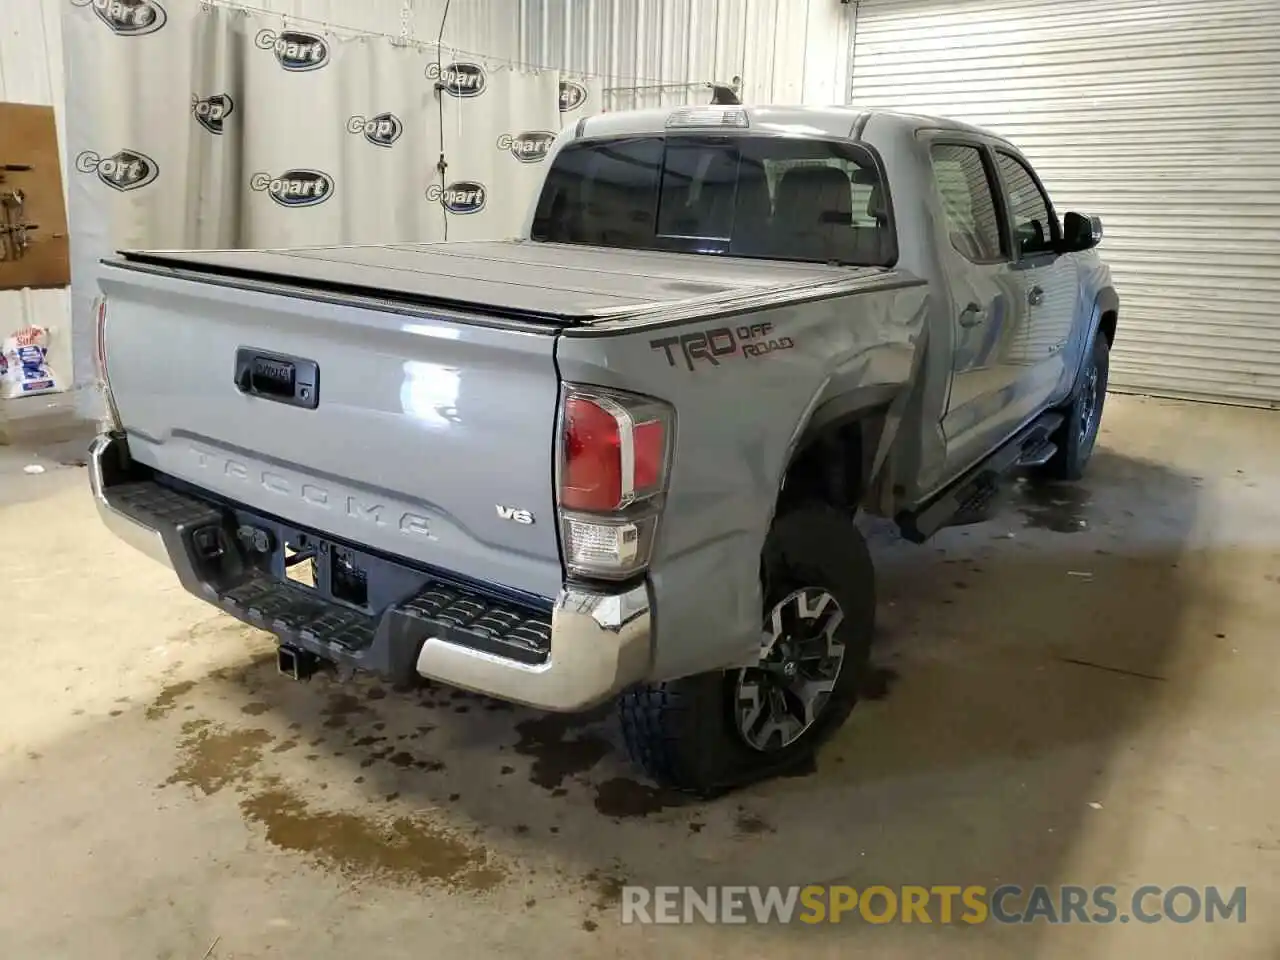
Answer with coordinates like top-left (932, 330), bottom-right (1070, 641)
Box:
top-left (1078, 362), bottom-right (1100, 444)
top-left (732, 587), bottom-right (846, 752)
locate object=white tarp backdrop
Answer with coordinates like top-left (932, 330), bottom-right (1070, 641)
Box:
top-left (62, 0), bottom-right (601, 413)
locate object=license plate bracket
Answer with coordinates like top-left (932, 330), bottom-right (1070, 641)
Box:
top-left (330, 546), bottom-right (369, 608)
top-left (233, 511), bottom-right (434, 617)
top-left (277, 534), bottom-right (369, 610)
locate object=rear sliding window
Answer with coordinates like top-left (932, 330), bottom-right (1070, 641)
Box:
top-left (530, 135), bottom-right (896, 267)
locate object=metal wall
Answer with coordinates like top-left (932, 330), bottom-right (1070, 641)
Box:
top-left (512, 0), bottom-right (853, 108)
top-left (0, 0), bottom-right (71, 395)
top-left (850, 0), bottom-right (1280, 408)
top-left (223, 0), bottom-right (854, 106)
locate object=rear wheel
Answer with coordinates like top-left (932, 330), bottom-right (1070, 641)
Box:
top-left (732, 586), bottom-right (848, 753)
top-left (1040, 334), bottom-right (1110, 482)
top-left (618, 503), bottom-right (875, 795)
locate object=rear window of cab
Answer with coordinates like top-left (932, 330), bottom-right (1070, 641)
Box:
top-left (531, 134), bottom-right (897, 268)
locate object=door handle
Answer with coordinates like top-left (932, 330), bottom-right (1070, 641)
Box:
top-left (958, 303), bottom-right (985, 328)
top-left (1028, 286), bottom-right (1045, 306)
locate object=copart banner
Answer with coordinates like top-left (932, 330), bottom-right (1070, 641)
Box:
top-left (61, 0), bottom-right (602, 408)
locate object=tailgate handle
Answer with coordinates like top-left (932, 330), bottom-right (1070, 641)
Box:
top-left (234, 348), bottom-right (319, 410)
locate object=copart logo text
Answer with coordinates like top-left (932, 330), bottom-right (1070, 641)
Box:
top-left (426, 61), bottom-right (486, 98)
top-left (347, 112), bottom-right (403, 147)
top-left (651, 321), bottom-right (795, 372)
top-left (496, 131), bottom-right (555, 163)
top-left (426, 181), bottom-right (486, 215)
top-left (75, 149), bottom-right (159, 192)
top-left (255, 28), bottom-right (329, 71)
top-left (72, 0), bottom-right (167, 36)
top-left (250, 169), bottom-right (334, 208)
top-left (192, 94), bottom-right (234, 135)
top-left (559, 80), bottom-right (588, 112)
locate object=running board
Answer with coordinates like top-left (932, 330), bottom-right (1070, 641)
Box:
top-left (896, 413), bottom-right (1064, 543)
top-left (1016, 439), bottom-right (1058, 468)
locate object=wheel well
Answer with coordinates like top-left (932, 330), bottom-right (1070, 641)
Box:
top-left (1099, 309), bottom-right (1117, 346)
top-left (777, 417), bottom-right (870, 516)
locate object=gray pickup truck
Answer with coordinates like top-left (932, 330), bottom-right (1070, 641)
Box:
top-left (90, 105), bottom-right (1117, 794)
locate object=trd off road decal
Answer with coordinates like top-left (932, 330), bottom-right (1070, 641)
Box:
top-left (72, 0), bottom-right (167, 36)
top-left (651, 321), bottom-right (795, 372)
top-left (255, 29), bottom-right (330, 72)
top-left (75, 149), bottom-right (159, 191)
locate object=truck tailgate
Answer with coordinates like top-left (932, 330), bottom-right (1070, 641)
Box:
top-left (98, 259), bottom-right (564, 601)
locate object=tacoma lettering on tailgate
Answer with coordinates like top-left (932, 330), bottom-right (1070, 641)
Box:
top-left (191, 450), bottom-right (435, 539)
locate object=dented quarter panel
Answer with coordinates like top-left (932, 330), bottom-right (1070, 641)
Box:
top-left (555, 274), bottom-right (929, 681)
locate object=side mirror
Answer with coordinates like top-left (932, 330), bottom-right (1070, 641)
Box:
top-left (1062, 211), bottom-right (1103, 252)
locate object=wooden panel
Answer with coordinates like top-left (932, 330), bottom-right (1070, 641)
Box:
top-left (0, 102), bottom-right (69, 290)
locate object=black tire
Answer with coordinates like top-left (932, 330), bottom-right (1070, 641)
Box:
top-left (1040, 334), bottom-right (1110, 482)
top-left (618, 503), bottom-right (876, 796)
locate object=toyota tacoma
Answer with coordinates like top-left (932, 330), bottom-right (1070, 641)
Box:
top-left (90, 105), bottom-right (1117, 794)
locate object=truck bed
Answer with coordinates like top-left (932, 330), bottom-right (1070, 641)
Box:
top-left (115, 240), bottom-right (868, 325)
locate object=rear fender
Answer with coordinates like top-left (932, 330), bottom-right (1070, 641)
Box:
top-left (780, 317), bottom-right (931, 520)
top-left (778, 383), bottom-right (903, 517)
top-left (555, 276), bottom-right (929, 682)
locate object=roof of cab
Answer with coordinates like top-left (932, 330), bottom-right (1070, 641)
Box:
top-left (574, 104), bottom-right (1008, 145)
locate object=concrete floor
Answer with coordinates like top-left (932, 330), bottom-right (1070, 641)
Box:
top-left (0, 394), bottom-right (1277, 959)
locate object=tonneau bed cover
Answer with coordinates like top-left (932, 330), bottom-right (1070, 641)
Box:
top-left (112, 239), bottom-right (873, 325)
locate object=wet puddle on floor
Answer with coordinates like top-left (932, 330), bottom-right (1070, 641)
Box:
top-left (591, 777), bottom-right (690, 818)
top-left (858, 665), bottom-right (900, 701)
top-left (239, 786), bottom-right (504, 891)
top-left (1013, 480), bottom-right (1094, 533)
top-left (512, 710), bottom-right (612, 791)
top-left (157, 680), bottom-right (505, 891)
top-left (149, 644), bottom-right (877, 906)
top-left (145, 680), bottom-right (197, 720)
top-left (165, 721), bottom-right (272, 795)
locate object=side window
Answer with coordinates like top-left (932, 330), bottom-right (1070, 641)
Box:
top-left (995, 152), bottom-right (1057, 258)
top-left (929, 144), bottom-right (1003, 263)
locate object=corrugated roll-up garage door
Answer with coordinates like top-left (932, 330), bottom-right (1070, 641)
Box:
top-left (849, 0), bottom-right (1280, 407)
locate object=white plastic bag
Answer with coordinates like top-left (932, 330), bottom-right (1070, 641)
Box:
top-left (0, 324), bottom-right (63, 399)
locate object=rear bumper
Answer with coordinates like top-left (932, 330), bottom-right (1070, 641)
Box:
top-left (89, 434), bottom-right (170, 565)
top-left (89, 433), bottom-right (652, 712)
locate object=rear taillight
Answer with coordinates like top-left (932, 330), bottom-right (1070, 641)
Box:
top-left (557, 385), bottom-right (674, 580)
top-left (94, 296), bottom-right (123, 430)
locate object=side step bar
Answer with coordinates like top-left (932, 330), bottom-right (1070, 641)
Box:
top-left (1015, 439), bottom-right (1058, 468)
top-left (896, 413), bottom-right (1064, 543)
